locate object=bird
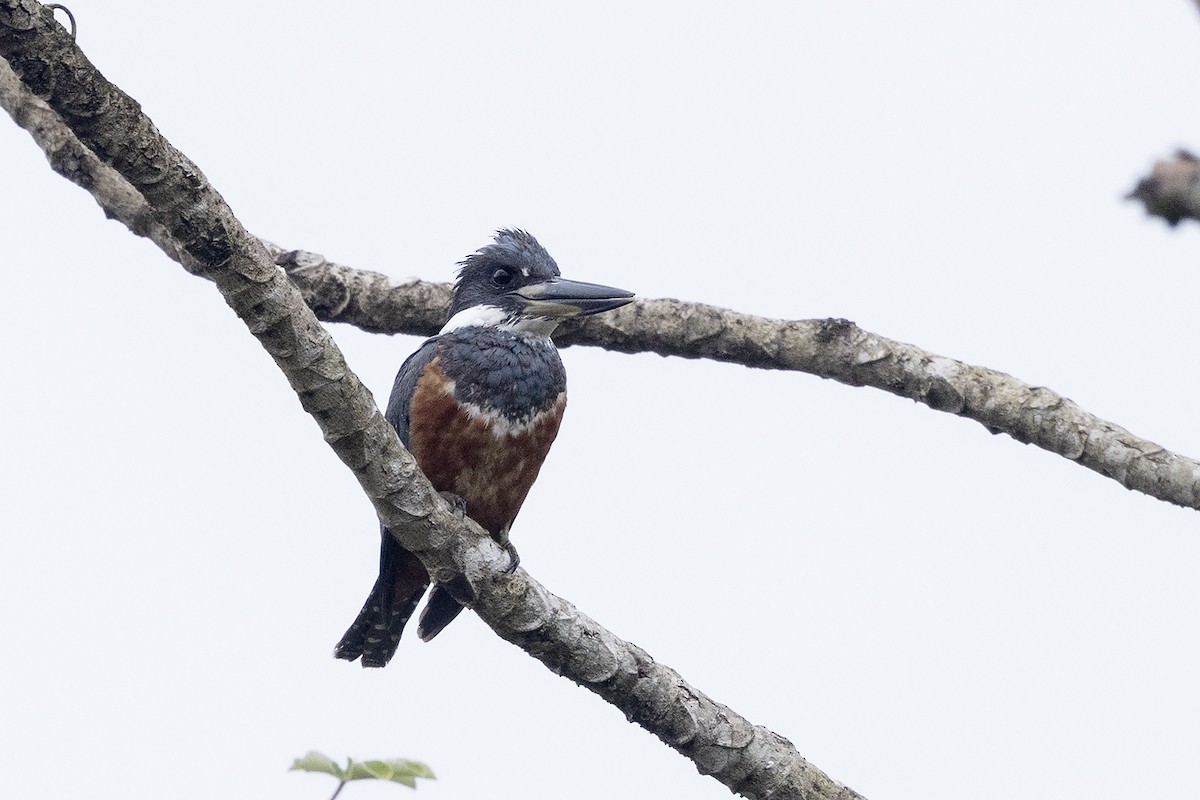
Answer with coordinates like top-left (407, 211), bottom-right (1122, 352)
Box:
top-left (334, 229), bottom-right (635, 668)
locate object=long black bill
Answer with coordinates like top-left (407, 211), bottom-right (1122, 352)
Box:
top-left (513, 278), bottom-right (636, 318)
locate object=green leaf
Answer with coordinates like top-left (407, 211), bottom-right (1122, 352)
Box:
top-left (292, 752), bottom-right (434, 790)
top-left (385, 759), bottom-right (436, 781)
top-left (344, 758), bottom-right (436, 787)
top-left (289, 751), bottom-right (344, 779)
top-left (347, 760), bottom-right (392, 781)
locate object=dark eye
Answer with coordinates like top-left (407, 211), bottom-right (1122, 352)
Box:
top-left (491, 268), bottom-right (514, 287)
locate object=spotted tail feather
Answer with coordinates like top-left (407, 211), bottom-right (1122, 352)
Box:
top-left (334, 533), bottom-right (429, 668)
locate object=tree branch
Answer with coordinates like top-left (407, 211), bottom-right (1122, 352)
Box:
top-left (6, 31), bottom-right (1196, 520)
top-left (270, 253), bottom-right (1200, 513)
top-left (1128, 149), bottom-right (1200, 227)
top-left (0, 3), bottom-right (860, 799)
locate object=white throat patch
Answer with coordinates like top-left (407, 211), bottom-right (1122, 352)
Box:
top-left (440, 305), bottom-right (508, 333)
top-left (439, 305), bottom-right (559, 338)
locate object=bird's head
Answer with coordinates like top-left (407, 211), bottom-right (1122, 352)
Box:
top-left (441, 229), bottom-right (635, 337)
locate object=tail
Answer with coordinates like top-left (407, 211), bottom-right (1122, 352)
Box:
top-left (417, 584), bottom-right (466, 642)
top-left (334, 531), bottom-right (430, 668)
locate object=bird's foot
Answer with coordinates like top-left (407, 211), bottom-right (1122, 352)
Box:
top-left (502, 541), bottom-right (521, 574)
top-left (440, 491), bottom-right (467, 517)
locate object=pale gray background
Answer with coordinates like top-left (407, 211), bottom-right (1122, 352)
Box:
top-left (4, 2), bottom-right (1200, 798)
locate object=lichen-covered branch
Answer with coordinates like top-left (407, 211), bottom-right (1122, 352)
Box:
top-left (1128, 149), bottom-right (1200, 226)
top-left (0, 3), bottom-right (860, 798)
top-left (270, 247), bottom-right (1200, 511)
top-left (5, 46), bottom-right (1197, 520)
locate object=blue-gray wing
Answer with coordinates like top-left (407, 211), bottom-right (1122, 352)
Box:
top-left (334, 336), bottom-right (443, 668)
top-left (385, 338), bottom-right (441, 449)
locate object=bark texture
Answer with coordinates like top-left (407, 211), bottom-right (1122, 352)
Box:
top-left (0, 3), bottom-right (861, 798)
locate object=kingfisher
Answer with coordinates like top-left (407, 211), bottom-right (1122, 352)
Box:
top-left (335, 229), bottom-right (635, 668)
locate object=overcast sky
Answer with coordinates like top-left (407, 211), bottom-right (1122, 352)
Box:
top-left (5, 3), bottom-right (1200, 799)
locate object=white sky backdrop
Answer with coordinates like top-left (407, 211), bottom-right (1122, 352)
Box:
top-left (4, 2), bottom-right (1200, 799)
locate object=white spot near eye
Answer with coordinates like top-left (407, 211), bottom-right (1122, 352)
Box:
top-left (520, 267), bottom-right (530, 278)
